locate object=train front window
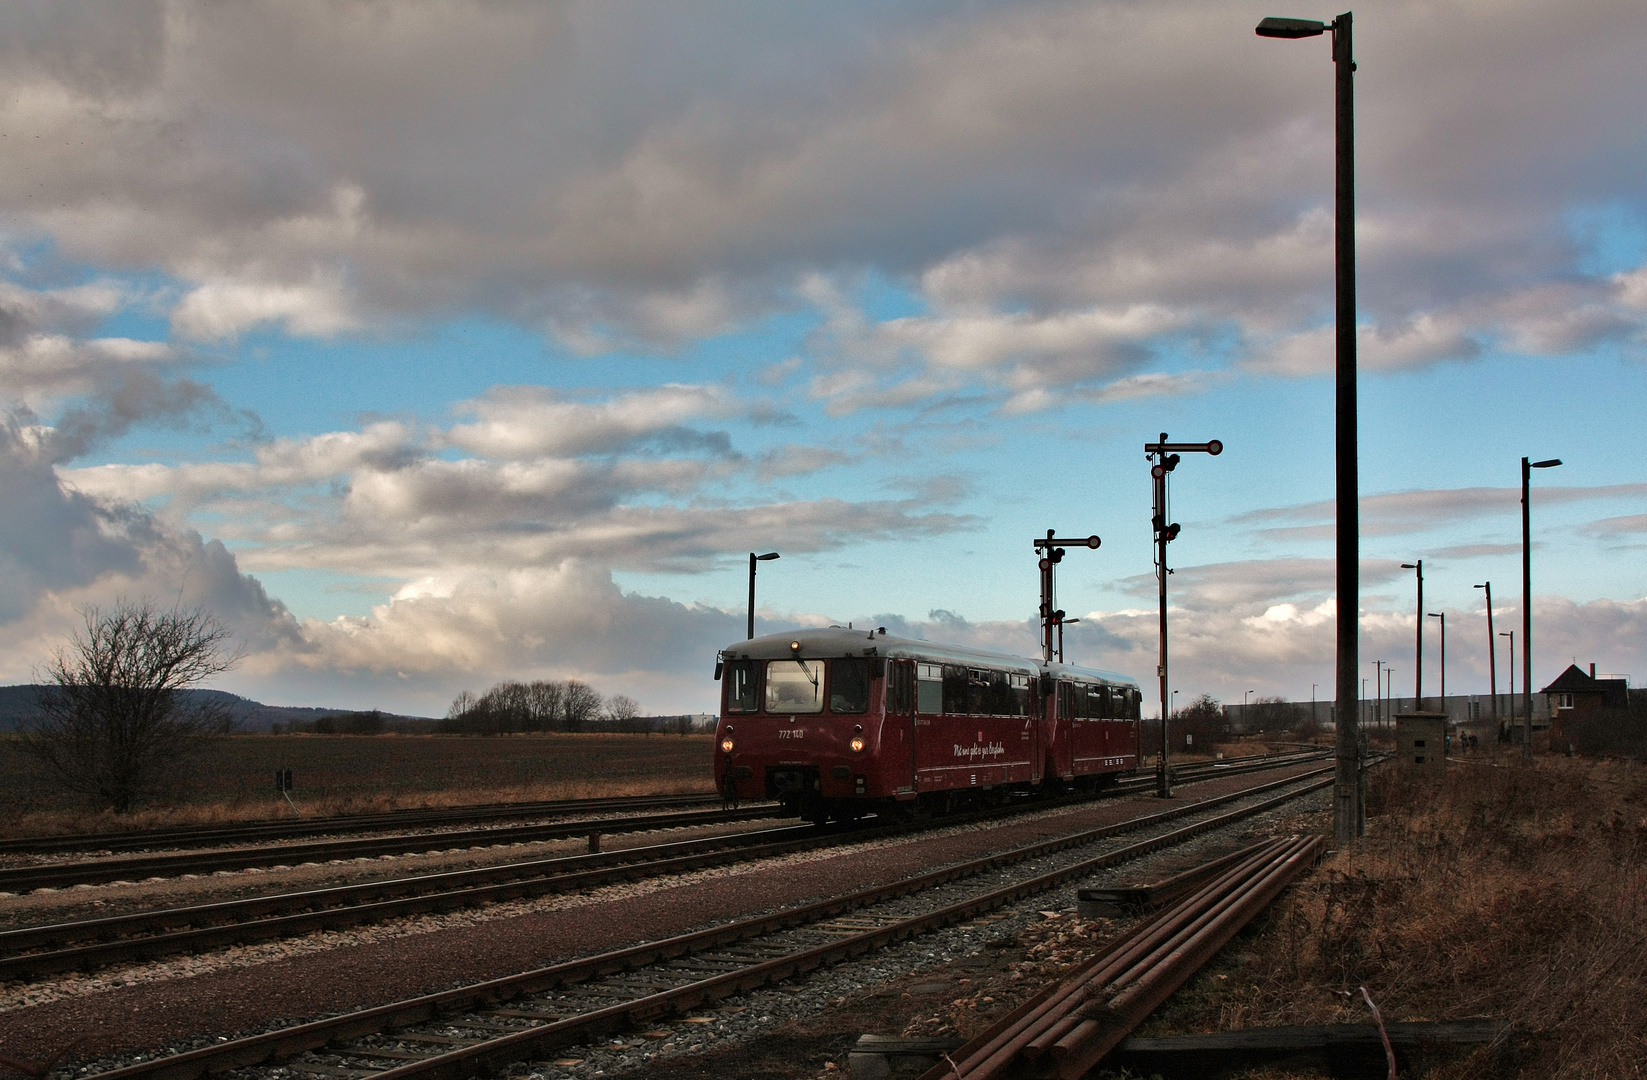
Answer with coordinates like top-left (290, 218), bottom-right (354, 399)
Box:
top-left (725, 659), bottom-right (760, 713)
top-left (830, 658), bottom-right (870, 714)
top-left (766, 659), bottom-right (825, 713)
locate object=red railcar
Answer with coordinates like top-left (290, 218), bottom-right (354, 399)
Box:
top-left (713, 627), bottom-right (1141, 819)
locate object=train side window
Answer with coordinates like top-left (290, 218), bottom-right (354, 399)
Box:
top-left (1129, 688), bottom-right (1142, 720)
top-left (830, 658), bottom-right (871, 714)
top-left (943, 665), bottom-right (970, 714)
top-left (1010, 673), bottom-right (1030, 716)
top-left (1057, 681), bottom-right (1071, 719)
top-left (984, 671), bottom-right (1010, 715)
top-left (918, 662), bottom-right (944, 714)
top-left (725, 659), bottom-right (760, 713)
top-left (1088, 686), bottom-right (1106, 719)
top-left (967, 668), bottom-right (989, 715)
top-left (766, 659), bottom-right (825, 713)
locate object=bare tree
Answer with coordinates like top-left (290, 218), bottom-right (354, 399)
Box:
top-left (477, 681), bottom-right (533, 732)
top-left (1172, 693), bottom-right (1226, 749)
top-left (525, 680), bottom-right (564, 732)
top-left (446, 690), bottom-right (477, 720)
top-left (560, 680), bottom-right (602, 732)
top-left (606, 694), bottom-right (642, 732)
top-left (23, 600), bottom-right (240, 813)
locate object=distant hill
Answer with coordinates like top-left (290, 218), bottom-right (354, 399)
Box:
top-left (0, 685), bottom-right (436, 734)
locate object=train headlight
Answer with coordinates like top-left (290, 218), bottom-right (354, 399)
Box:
top-left (720, 737), bottom-right (735, 753)
top-left (850, 736), bottom-right (865, 752)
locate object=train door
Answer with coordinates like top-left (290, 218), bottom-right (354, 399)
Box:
top-left (1023, 672), bottom-right (1042, 785)
top-left (1044, 677), bottom-right (1073, 781)
top-left (886, 659), bottom-right (917, 797)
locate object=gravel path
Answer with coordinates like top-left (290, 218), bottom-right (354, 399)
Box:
top-left (0, 763), bottom-right (1327, 1069)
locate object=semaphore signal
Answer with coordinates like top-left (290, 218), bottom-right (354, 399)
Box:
top-left (1145, 432), bottom-right (1221, 798)
top-left (1032, 530), bottom-right (1101, 665)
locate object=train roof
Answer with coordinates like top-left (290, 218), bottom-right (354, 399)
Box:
top-left (718, 627), bottom-right (1138, 687)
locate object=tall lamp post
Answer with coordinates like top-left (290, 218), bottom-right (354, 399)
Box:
top-left (1428, 612), bottom-right (1446, 712)
top-left (747, 552), bottom-right (779, 639)
top-left (1474, 582), bottom-right (1497, 722)
top-left (1259, 7), bottom-right (1359, 842)
top-left (1400, 561), bottom-right (1423, 709)
top-left (1500, 630), bottom-right (1516, 742)
top-left (1374, 659), bottom-right (1384, 730)
top-left (1521, 456), bottom-right (1561, 759)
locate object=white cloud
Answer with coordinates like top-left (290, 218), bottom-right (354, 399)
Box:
top-left (443, 384), bottom-right (732, 459)
top-left (171, 274), bottom-right (357, 341)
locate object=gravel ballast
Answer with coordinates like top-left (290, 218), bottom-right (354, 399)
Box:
top-left (0, 763), bottom-right (1328, 1068)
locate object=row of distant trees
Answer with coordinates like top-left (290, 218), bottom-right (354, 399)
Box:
top-left (440, 680), bottom-right (693, 735)
top-left (1150, 693), bottom-right (1322, 750)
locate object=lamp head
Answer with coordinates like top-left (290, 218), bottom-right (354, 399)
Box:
top-left (1255, 16), bottom-right (1327, 37)
top-left (1531, 458), bottom-right (1562, 469)
top-left (756, 552), bottom-right (780, 561)
top-left (1428, 612), bottom-right (1443, 618)
top-left (1401, 563), bottom-right (1417, 570)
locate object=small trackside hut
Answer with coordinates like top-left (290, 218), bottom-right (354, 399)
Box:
top-left (713, 627), bottom-right (1142, 821)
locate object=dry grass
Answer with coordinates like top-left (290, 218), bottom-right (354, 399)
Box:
top-left (0, 732), bottom-right (714, 837)
top-left (1151, 753), bottom-right (1647, 1079)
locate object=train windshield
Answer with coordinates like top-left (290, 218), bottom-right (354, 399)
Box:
top-left (766, 659), bottom-right (825, 713)
top-left (829, 658), bottom-right (870, 714)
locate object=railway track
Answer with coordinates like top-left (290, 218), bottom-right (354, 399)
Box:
top-left (77, 765), bottom-right (1337, 1080)
top-left (0, 750), bottom-right (1323, 893)
top-left (0, 751), bottom-right (1327, 981)
top-left (0, 805), bottom-right (782, 893)
top-left (0, 792), bottom-right (742, 858)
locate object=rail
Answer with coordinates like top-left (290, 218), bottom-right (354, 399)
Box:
top-left (74, 767), bottom-right (1334, 1080)
top-left (0, 753), bottom-right (1330, 979)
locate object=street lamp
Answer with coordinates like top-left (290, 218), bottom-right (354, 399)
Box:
top-left (747, 552), bottom-right (779, 639)
top-left (1374, 659), bottom-right (1384, 730)
top-left (1257, 11), bottom-right (1359, 844)
top-left (1428, 612), bottom-right (1446, 713)
top-left (1474, 582), bottom-right (1497, 721)
top-left (1384, 667), bottom-right (1393, 729)
top-left (1500, 630), bottom-right (1516, 743)
top-left (1058, 617), bottom-right (1081, 664)
top-left (1521, 456), bottom-right (1561, 760)
top-left (1400, 561), bottom-right (1424, 709)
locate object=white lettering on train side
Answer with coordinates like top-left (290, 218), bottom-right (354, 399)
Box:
top-left (953, 742), bottom-right (1006, 759)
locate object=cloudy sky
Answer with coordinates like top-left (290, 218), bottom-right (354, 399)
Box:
top-left (2, 0), bottom-right (1645, 717)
